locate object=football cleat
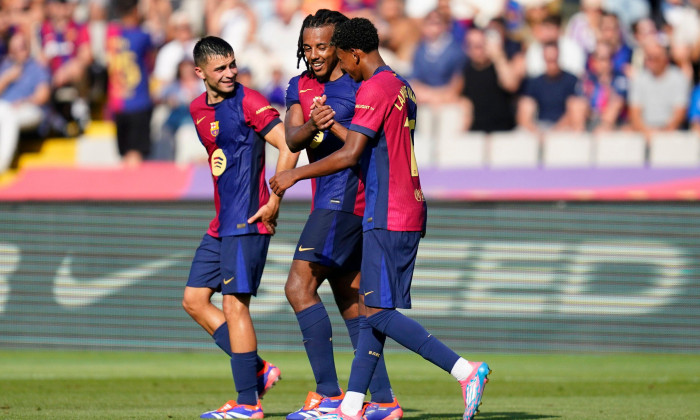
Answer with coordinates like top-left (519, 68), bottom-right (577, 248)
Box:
top-left (460, 361), bottom-right (491, 420)
top-left (200, 400), bottom-right (264, 419)
top-left (286, 391), bottom-right (344, 420)
top-left (314, 406), bottom-right (363, 420)
top-left (257, 360), bottom-right (281, 398)
top-left (362, 397), bottom-right (403, 420)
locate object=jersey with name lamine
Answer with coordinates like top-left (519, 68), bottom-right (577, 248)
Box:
top-left (348, 66), bottom-right (426, 233)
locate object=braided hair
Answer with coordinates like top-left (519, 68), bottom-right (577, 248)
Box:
top-left (295, 9), bottom-right (349, 77)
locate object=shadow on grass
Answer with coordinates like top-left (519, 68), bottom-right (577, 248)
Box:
top-left (408, 413), bottom-right (559, 420)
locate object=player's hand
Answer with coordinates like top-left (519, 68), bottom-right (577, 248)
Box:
top-left (310, 104), bottom-right (335, 131)
top-left (247, 202), bottom-right (279, 234)
top-left (269, 169), bottom-right (297, 196)
top-left (313, 95), bottom-right (327, 107)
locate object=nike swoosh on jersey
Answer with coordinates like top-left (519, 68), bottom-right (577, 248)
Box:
top-left (299, 88), bottom-right (314, 93)
top-left (196, 116), bottom-right (206, 125)
top-left (364, 291), bottom-right (374, 296)
top-left (53, 252), bottom-right (187, 307)
top-left (298, 246), bottom-right (314, 252)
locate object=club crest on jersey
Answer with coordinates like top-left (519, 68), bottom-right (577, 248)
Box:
top-left (211, 148), bottom-right (227, 177)
top-left (210, 121), bottom-right (220, 137)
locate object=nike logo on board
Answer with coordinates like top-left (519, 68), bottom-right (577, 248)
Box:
top-left (53, 252), bottom-right (187, 307)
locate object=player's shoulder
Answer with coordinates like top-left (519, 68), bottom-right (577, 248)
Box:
top-left (189, 92), bottom-right (209, 113)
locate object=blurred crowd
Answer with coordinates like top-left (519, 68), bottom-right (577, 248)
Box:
top-left (2, 0), bottom-right (700, 172)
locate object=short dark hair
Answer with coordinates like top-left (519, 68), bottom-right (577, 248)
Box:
top-left (113, 0), bottom-right (139, 18)
top-left (331, 18), bottom-right (379, 53)
top-left (193, 36), bottom-right (234, 67)
top-left (296, 9), bottom-right (349, 73)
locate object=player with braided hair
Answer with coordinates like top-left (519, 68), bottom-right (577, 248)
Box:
top-left (283, 9), bottom-right (402, 420)
top-left (272, 18), bottom-right (491, 420)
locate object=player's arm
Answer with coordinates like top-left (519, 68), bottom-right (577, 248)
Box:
top-left (284, 97), bottom-right (337, 152)
top-left (247, 122), bottom-right (299, 232)
top-left (270, 128), bottom-right (368, 196)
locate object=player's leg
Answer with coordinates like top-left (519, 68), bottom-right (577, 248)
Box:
top-left (286, 209), bottom-right (351, 420)
top-left (329, 270), bottom-right (397, 410)
top-left (286, 259), bottom-right (342, 397)
top-left (361, 230), bottom-right (489, 420)
top-left (324, 210), bottom-right (398, 410)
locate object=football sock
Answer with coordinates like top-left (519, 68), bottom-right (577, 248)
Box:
top-left (213, 323), bottom-right (264, 372)
top-left (341, 391), bottom-right (366, 416)
top-left (451, 357), bottom-right (474, 381)
top-left (367, 309), bottom-right (460, 373)
top-left (345, 317), bottom-right (394, 403)
top-left (231, 351), bottom-right (259, 406)
top-left (296, 302), bottom-right (341, 397)
top-left (347, 316), bottom-right (385, 400)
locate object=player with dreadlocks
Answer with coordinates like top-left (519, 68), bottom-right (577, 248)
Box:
top-left (283, 9), bottom-right (402, 420)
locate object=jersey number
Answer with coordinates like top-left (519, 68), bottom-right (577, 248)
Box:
top-left (405, 117), bottom-right (418, 176)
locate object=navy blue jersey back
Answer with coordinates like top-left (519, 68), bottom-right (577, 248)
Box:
top-left (286, 72), bottom-right (365, 216)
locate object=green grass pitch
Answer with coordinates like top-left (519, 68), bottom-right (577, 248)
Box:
top-left (1, 350), bottom-right (699, 419)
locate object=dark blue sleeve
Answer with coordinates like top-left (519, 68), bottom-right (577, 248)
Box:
top-left (285, 76), bottom-right (300, 110)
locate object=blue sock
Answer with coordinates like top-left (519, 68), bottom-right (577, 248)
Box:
top-left (367, 309), bottom-right (460, 373)
top-left (345, 317), bottom-right (394, 403)
top-left (213, 323), bottom-right (264, 372)
top-left (297, 302), bottom-right (341, 397)
top-left (231, 351), bottom-right (259, 406)
top-left (347, 316), bottom-right (386, 395)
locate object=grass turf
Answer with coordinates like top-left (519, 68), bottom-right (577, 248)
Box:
top-left (1, 350), bottom-right (699, 419)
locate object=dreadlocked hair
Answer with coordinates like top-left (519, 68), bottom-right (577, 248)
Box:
top-left (296, 9), bottom-right (349, 76)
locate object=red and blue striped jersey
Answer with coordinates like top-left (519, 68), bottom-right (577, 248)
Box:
top-left (348, 67), bottom-right (427, 233)
top-left (286, 71), bottom-right (365, 216)
top-left (190, 84), bottom-right (282, 238)
top-left (105, 23), bottom-right (153, 113)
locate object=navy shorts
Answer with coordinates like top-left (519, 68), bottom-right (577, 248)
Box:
top-left (187, 233), bottom-right (270, 295)
top-left (361, 229), bottom-right (421, 309)
top-left (293, 208), bottom-right (362, 271)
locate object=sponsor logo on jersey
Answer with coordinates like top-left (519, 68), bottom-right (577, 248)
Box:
top-left (255, 105), bottom-right (273, 115)
top-left (196, 116), bottom-right (206, 125)
top-left (211, 148), bottom-right (226, 176)
top-left (310, 131), bottom-right (324, 149)
top-left (356, 104), bottom-right (374, 110)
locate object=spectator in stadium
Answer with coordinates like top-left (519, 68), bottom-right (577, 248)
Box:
top-left (525, 13), bottom-right (586, 78)
top-left (460, 26), bottom-right (521, 133)
top-left (628, 39), bottom-right (690, 142)
top-left (206, 0), bottom-right (258, 53)
top-left (374, 0), bottom-right (420, 75)
top-left (517, 41), bottom-right (587, 134)
top-left (629, 16), bottom-right (659, 77)
top-left (151, 59), bottom-right (203, 161)
top-left (409, 9), bottom-right (466, 106)
top-left (581, 42), bottom-right (629, 132)
top-left (282, 9), bottom-right (399, 420)
top-left (598, 11), bottom-right (633, 77)
top-left (152, 11), bottom-right (197, 95)
top-left (0, 31), bottom-right (51, 174)
top-left (185, 35), bottom-right (298, 419)
top-left (661, 0), bottom-right (700, 81)
top-left (564, 0), bottom-right (603, 55)
top-left (105, 0), bottom-right (155, 167)
top-left (39, 0), bottom-right (92, 137)
top-left (269, 17), bottom-right (490, 420)
top-left (259, 0), bottom-right (307, 84)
